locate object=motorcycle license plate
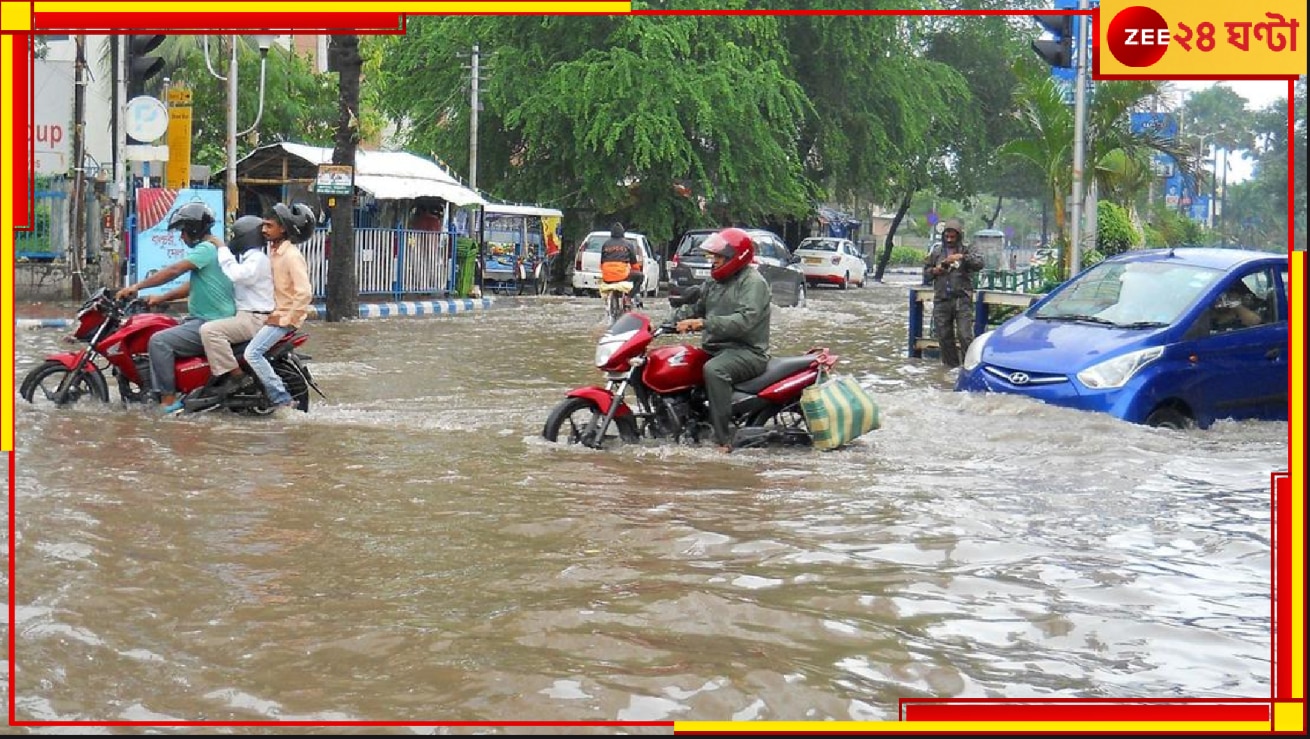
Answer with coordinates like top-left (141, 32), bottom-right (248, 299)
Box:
top-left (692, 268), bottom-right (710, 278)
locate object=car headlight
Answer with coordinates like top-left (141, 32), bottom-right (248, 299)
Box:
top-left (1076, 346), bottom-right (1164, 389)
top-left (961, 330), bottom-right (991, 371)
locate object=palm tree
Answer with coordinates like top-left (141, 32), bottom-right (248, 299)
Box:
top-left (1001, 67), bottom-right (1201, 276)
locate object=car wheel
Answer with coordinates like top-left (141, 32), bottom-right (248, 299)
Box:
top-left (1146, 406), bottom-right (1194, 430)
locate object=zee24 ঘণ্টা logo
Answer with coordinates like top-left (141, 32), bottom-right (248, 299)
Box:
top-left (1100, 2), bottom-right (1304, 76)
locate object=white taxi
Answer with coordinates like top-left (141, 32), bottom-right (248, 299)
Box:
top-left (793, 237), bottom-right (868, 289)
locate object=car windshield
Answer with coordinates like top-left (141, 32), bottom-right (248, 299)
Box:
top-left (676, 233), bottom-right (714, 257)
top-left (1031, 259), bottom-right (1224, 327)
top-left (798, 239), bottom-right (839, 252)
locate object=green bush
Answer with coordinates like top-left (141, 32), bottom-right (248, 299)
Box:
top-left (888, 245), bottom-right (925, 266)
top-left (1096, 201), bottom-right (1140, 256)
top-left (455, 237), bottom-right (479, 297)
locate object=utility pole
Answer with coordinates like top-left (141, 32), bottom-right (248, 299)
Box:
top-left (468, 43), bottom-right (484, 296)
top-left (112, 35), bottom-right (127, 290)
top-left (70, 35), bottom-right (88, 300)
top-left (468, 43), bottom-right (480, 191)
top-left (1068, 0), bottom-right (1088, 279)
top-left (226, 35), bottom-right (239, 225)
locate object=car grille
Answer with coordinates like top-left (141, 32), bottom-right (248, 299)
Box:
top-left (981, 365), bottom-right (1068, 386)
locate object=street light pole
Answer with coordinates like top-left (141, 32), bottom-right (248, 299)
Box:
top-left (1068, 0), bottom-right (1088, 279)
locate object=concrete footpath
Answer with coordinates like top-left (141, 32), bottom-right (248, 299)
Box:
top-left (14, 297), bottom-right (501, 330)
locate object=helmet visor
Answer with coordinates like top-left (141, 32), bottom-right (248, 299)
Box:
top-left (698, 232), bottom-right (731, 258)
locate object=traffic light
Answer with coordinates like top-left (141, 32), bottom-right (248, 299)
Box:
top-left (126, 34), bottom-right (166, 98)
top-left (1032, 15), bottom-right (1074, 69)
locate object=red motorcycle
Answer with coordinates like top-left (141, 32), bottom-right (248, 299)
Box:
top-left (542, 310), bottom-right (837, 449)
top-left (19, 287), bottom-right (321, 414)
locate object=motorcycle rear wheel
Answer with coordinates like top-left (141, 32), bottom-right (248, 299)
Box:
top-left (542, 396), bottom-right (640, 447)
top-left (748, 403), bottom-right (813, 445)
top-left (237, 357), bottom-right (312, 415)
top-left (19, 361), bottom-right (110, 407)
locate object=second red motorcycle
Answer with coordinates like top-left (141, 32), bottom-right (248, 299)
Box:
top-left (19, 288), bottom-right (321, 415)
top-left (542, 310), bottom-right (837, 450)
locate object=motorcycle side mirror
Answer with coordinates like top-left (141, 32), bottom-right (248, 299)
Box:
top-left (669, 284), bottom-right (702, 308)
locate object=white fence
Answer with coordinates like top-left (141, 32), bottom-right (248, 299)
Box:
top-left (301, 228), bottom-right (453, 299)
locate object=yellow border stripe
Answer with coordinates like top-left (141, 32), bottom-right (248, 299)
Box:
top-left (2, 33), bottom-right (14, 452)
top-left (1290, 251), bottom-right (1305, 700)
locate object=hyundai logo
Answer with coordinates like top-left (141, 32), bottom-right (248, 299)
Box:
top-left (1008, 371), bottom-right (1031, 385)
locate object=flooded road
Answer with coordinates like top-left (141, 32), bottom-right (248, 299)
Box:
top-left (4, 277), bottom-right (1284, 729)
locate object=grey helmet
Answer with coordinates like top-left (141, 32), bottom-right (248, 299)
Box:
top-left (167, 202), bottom-right (216, 241)
top-left (270, 202), bottom-right (317, 245)
top-left (228, 215), bottom-right (266, 255)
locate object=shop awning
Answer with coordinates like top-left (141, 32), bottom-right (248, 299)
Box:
top-left (230, 142), bottom-right (487, 206)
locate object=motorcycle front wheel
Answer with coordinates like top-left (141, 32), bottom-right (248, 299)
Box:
top-left (542, 396), bottom-right (640, 448)
top-left (19, 361), bottom-right (110, 407)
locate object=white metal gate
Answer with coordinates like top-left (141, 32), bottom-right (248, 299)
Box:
top-left (301, 228), bottom-right (453, 299)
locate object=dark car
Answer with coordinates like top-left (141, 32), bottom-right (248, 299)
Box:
top-left (666, 228), bottom-right (807, 308)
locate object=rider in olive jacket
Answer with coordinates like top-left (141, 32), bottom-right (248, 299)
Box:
top-left (673, 227), bottom-right (772, 450)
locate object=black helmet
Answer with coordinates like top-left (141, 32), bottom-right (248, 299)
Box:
top-left (167, 202), bottom-right (216, 241)
top-left (228, 215), bottom-right (266, 255)
top-left (610, 222), bottom-right (625, 239)
top-left (270, 202), bottom-right (317, 244)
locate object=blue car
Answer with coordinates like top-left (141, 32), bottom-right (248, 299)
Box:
top-left (955, 248), bottom-right (1288, 429)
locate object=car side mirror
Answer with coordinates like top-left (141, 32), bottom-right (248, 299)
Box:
top-left (789, 254), bottom-right (801, 265)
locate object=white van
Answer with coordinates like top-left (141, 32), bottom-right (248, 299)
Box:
top-left (569, 230), bottom-right (661, 298)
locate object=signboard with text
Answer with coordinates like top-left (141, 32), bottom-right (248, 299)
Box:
top-left (1097, 0), bottom-right (1306, 79)
top-left (32, 59), bottom-right (73, 175)
top-left (314, 164), bottom-right (355, 195)
top-left (132, 188), bottom-right (225, 296)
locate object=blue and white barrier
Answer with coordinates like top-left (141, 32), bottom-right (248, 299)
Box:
top-left (15, 318), bottom-right (73, 330)
top-left (307, 297), bottom-right (497, 319)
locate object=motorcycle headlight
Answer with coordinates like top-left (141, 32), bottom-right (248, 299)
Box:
top-left (1076, 346), bottom-right (1164, 389)
top-left (594, 330), bottom-right (636, 367)
top-left (961, 330), bottom-right (991, 371)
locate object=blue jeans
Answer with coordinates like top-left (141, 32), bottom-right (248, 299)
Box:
top-left (148, 317), bottom-right (206, 398)
top-left (244, 325), bottom-right (294, 405)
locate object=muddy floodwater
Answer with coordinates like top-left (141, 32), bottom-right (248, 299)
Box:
top-left (5, 280), bottom-right (1283, 731)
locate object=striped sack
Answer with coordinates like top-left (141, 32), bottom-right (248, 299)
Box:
top-left (799, 373), bottom-right (880, 451)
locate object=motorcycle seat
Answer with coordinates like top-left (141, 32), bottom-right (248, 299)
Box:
top-left (735, 355), bottom-right (815, 394)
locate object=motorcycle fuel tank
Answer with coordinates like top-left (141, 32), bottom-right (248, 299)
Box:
top-left (643, 344), bottom-right (711, 394)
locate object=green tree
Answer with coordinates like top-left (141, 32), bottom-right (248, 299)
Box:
top-left (373, 6), bottom-right (813, 248)
top-left (1002, 65), bottom-right (1198, 277)
top-left (924, 5), bottom-right (1047, 227)
top-left (1239, 76), bottom-right (1304, 250)
top-left (162, 37), bottom-right (340, 171)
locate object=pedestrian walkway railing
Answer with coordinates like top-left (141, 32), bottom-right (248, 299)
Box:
top-left (17, 189), bottom-right (69, 260)
top-left (907, 287), bottom-right (1045, 359)
top-left (301, 227), bottom-right (453, 301)
top-left (977, 266), bottom-right (1045, 293)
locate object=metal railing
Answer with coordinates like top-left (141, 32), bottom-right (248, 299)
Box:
top-left (17, 189), bottom-right (69, 260)
top-left (301, 227), bottom-right (453, 300)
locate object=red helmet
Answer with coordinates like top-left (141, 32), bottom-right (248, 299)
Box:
top-left (701, 227), bottom-right (755, 281)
